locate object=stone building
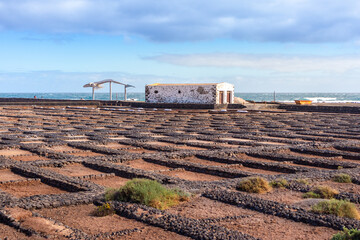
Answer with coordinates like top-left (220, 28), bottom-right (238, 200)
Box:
top-left (145, 82), bottom-right (234, 104)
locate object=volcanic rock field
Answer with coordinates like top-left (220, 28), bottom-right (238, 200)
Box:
top-left (0, 105), bottom-right (359, 239)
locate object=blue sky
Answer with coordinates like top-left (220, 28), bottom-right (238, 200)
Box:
top-left (1, 0), bottom-right (360, 93)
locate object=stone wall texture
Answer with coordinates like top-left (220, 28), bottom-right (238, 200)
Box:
top-left (145, 83), bottom-right (234, 104)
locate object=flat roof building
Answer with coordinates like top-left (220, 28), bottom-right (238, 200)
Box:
top-left (145, 82), bottom-right (234, 104)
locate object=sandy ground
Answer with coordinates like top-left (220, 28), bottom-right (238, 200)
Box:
top-left (0, 223), bottom-right (42, 240)
top-left (0, 149), bottom-right (33, 156)
top-left (0, 106), bottom-right (359, 239)
top-left (121, 159), bottom-right (171, 171)
top-left (160, 169), bottom-right (226, 181)
top-left (37, 204), bottom-right (190, 239)
top-left (70, 151), bottom-right (103, 156)
top-left (11, 155), bottom-right (50, 161)
top-left (89, 176), bottom-right (130, 189)
top-left (46, 145), bottom-right (82, 152)
top-left (43, 164), bottom-right (104, 177)
top-left (0, 169), bottom-right (27, 182)
top-left (246, 188), bottom-right (305, 205)
top-left (0, 181), bottom-right (67, 198)
top-left (167, 196), bottom-right (338, 240)
top-left (310, 180), bottom-right (360, 194)
top-left (225, 164), bottom-right (283, 175)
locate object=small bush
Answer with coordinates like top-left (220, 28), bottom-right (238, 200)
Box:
top-left (295, 178), bottom-right (310, 185)
top-left (270, 179), bottom-right (289, 189)
top-left (105, 178), bottom-right (189, 210)
top-left (303, 186), bottom-right (339, 199)
top-left (332, 227), bottom-right (360, 240)
top-left (333, 174), bottom-right (352, 183)
top-left (92, 203), bottom-right (114, 217)
top-left (236, 177), bottom-right (272, 194)
top-left (312, 199), bottom-right (360, 220)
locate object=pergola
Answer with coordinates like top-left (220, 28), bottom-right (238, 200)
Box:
top-left (83, 79), bottom-right (135, 100)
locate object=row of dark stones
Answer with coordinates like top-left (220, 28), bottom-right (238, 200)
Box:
top-left (245, 150), bottom-right (358, 169)
top-left (143, 156), bottom-right (260, 178)
top-left (203, 189), bottom-right (360, 231)
top-left (100, 200), bottom-right (259, 240)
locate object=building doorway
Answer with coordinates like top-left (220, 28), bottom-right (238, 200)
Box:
top-left (227, 91), bottom-right (232, 104)
top-left (219, 91), bottom-right (224, 104)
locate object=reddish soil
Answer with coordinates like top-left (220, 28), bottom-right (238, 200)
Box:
top-left (109, 136), bottom-right (128, 140)
top-left (0, 169), bottom-right (26, 182)
top-left (235, 152), bottom-right (331, 170)
top-left (123, 148), bottom-right (158, 153)
top-left (37, 204), bottom-right (190, 239)
top-left (121, 159), bottom-right (171, 171)
top-left (10, 155), bottom-right (50, 161)
top-left (179, 156), bottom-right (226, 166)
top-left (167, 196), bottom-right (337, 240)
top-left (46, 145), bottom-right (81, 152)
top-left (225, 164), bottom-right (283, 175)
top-left (310, 180), bottom-right (360, 194)
top-left (65, 139), bottom-right (90, 142)
top-left (246, 188), bottom-right (304, 205)
top-left (0, 223), bottom-right (41, 240)
top-left (20, 141), bottom-right (45, 144)
top-left (43, 164), bottom-right (104, 177)
top-left (174, 145), bottom-right (208, 151)
top-left (281, 149), bottom-right (344, 160)
top-left (89, 176), bottom-right (130, 189)
top-left (70, 151), bottom-right (103, 157)
top-left (160, 169), bottom-right (225, 181)
top-left (6, 207), bottom-right (72, 239)
top-left (124, 226), bottom-right (191, 240)
top-left (0, 149), bottom-right (33, 156)
top-left (257, 141), bottom-right (289, 146)
top-left (220, 137), bottom-right (254, 142)
top-left (97, 143), bottom-right (133, 149)
top-left (187, 139), bottom-right (216, 144)
top-left (146, 141), bottom-right (173, 147)
top-left (0, 181), bottom-right (67, 198)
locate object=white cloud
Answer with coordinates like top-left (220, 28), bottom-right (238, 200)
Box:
top-left (147, 53), bottom-right (360, 73)
top-left (0, 0), bottom-right (360, 42)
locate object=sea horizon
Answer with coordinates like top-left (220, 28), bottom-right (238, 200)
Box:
top-left (0, 92), bottom-right (359, 103)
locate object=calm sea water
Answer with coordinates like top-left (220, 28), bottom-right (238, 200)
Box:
top-left (0, 92), bottom-right (359, 103)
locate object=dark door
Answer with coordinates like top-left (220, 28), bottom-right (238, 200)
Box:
top-left (219, 91), bottom-right (224, 104)
top-left (227, 91), bottom-right (232, 103)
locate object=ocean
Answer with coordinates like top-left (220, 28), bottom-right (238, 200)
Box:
top-left (0, 92), bottom-right (359, 103)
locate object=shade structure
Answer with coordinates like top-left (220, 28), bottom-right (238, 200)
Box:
top-left (83, 79), bottom-right (135, 100)
top-left (83, 82), bottom-right (103, 100)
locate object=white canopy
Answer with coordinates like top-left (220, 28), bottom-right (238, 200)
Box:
top-left (83, 79), bottom-right (135, 100)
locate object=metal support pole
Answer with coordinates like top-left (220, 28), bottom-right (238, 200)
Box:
top-left (109, 82), bottom-right (112, 100)
top-left (92, 87), bottom-right (95, 100)
top-left (273, 91), bottom-right (276, 102)
top-left (124, 86), bottom-right (127, 101)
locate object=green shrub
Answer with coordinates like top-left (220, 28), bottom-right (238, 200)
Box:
top-left (332, 227), bottom-right (360, 240)
top-left (236, 177), bottom-right (272, 194)
top-left (312, 199), bottom-right (360, 220)
top-left (270, 179), bottom-right (289, 189)
top-left (303, 185), bottom-right (339, 199)
top-left (92, 203), bottom-right (114, 217)
top-left (332, 174), bottom-right (352, 183)
top-left (104, 178), bottom-right (189, 210)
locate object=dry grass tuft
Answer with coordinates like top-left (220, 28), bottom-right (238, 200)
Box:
top-left (236, 177), bottom-right (272, 194)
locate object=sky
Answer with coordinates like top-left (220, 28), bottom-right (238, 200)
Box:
top-left (1, 0), bottom-right (360, 93)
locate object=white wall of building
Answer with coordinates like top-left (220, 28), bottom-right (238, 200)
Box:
top-left (216, 82), bottom-right (235, 104)
top-left (145, 83), bottom-right (234, 104)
